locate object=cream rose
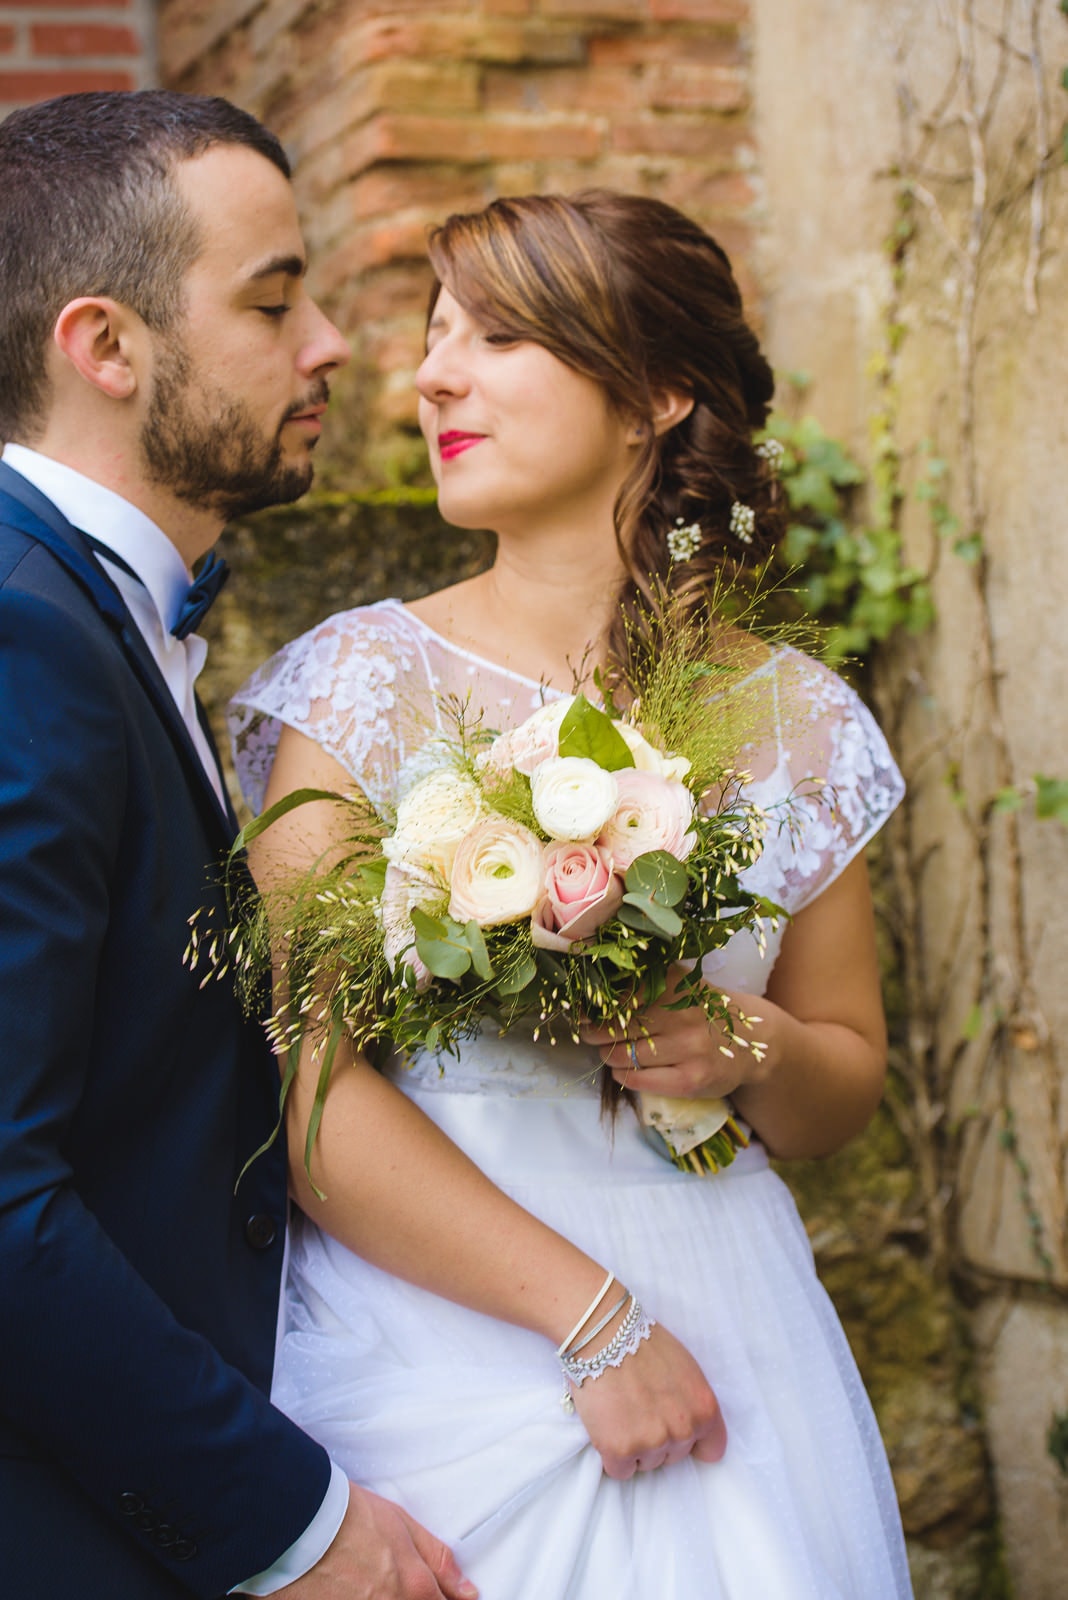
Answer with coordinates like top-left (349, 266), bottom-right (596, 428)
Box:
top-left (597, 769), bottom-right (697, 870)
top-left (448, 816), bottom-right (546, 927)
top-left (480, 697), bottom-right (574, 779)
top-left (382, 769), bottom-right (483, 881)
top-left (531, 844), bottom-right (624, 951)
top-left (616, 722), bottom-right (692, 782)
top-left (530, 756), bottom-right (619, 842)
top-left (380, 863), bottom-right (433, 988)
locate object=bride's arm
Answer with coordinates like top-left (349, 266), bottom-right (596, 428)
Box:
top-left (251, 725), bottom-right (726, 1479)
top-left (587, 856), bottom-right (889, 1159)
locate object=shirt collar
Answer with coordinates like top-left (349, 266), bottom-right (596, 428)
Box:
top-left (2, 443), bottom-right (194, 635)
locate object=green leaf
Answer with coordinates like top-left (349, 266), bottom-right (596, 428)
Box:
top-left (1035, 775), bottom-right (1068, 825)
top-left (353, 856), bottom-right (388, 895)
top-left (495, 950), bottom-right (538, 994)
top-left (558, 694), bottom-right (635, 771)
top-left (624, 850), bottom-right (690, 906)
top-left (953, 533), bottom-right (983, 563)
top-left (229, 786), bottom-right (349, 862)
top-left (462, 919), bottom-right (494, 982)
top-left (411, 906), bottom-right (472, 981)
top-left (993, 786), bottom-right (1022, 813)
top-left (962, 1003), bottom-right (984, 1041)
top-left (619, 895), bottom-right (684, 938)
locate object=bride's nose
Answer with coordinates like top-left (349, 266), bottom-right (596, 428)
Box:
top-left (415, 339), bottom-right (469, 404)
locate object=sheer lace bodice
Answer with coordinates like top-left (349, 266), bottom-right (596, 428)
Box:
top-left (232, 596), bottom-right (903, 918)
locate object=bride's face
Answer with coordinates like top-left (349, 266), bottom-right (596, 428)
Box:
top-left (416, 287), bottom-right (638, 540)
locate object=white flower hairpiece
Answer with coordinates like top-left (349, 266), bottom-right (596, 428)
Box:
top-left (756, 438), bottom-right (785, 467)
top-left (667, 517), bottom-right (702, 563)
top-left (729, 502), bottom-right (755, 545)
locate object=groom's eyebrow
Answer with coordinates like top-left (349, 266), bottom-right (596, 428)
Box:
top-left (246, 253), bottom-right (307, 283)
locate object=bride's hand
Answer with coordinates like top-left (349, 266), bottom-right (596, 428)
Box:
top-left (581, 968), bottom-right (772, 1102)
top-left (569, 1322), bottom-right (727, 1479)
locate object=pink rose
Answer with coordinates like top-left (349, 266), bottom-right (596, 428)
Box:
top-left (531, 843), bottom-right (624, 951)
top-left (597, 770), bottom-right (697, 871)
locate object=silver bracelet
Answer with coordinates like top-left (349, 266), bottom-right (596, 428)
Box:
top-left (556, 1269), bottom-right (616, 1357)
top-left (559, 1297), bottom-right (655, 1412)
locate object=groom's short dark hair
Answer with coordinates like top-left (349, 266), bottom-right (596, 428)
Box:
top-left (0, 89), bottom-right (291, 444)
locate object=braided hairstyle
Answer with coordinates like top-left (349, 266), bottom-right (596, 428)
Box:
top-left (425, 189), bottom-right (786, 674)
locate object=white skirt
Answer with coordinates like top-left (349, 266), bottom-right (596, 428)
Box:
top-left (273, 1036), bottom-right (913, 1599)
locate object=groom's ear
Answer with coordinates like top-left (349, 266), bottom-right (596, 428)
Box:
top-left (52, 297), bottom-right (145, 402)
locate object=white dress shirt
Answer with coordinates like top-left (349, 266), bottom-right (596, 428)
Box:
top-left (1, 444), bottom-right (349, 1593)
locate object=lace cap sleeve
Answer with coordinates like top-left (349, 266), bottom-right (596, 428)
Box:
top-left (741, 650), bottom-right (905, 914)
top-left (229, 602), bottom-right (433, 813)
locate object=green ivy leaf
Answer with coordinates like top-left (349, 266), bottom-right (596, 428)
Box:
top-left (558, 694), bottom-right (635, 771)
top-left (1035, 775), bottom-right (1068, 825)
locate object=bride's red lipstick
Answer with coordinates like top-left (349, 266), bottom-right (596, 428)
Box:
top-left (438, 430), bottom-right (485, 462)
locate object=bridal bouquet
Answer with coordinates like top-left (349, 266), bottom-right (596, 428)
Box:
top-left (192, 612), bottom-right (796, 1184)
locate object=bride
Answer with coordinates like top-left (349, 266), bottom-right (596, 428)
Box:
top-left (231, 190), bottom-right (913, 1598)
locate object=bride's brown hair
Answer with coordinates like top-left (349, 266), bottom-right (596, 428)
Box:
top-left (425, 189), bottom-right (786, 674)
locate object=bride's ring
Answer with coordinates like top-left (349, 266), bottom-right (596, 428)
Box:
top-left (626, 1040), bottom-right (641, 1070)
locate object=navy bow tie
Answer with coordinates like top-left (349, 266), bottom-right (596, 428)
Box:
top-left (171, 551), bottom-right (230, 640)
top-left (80, 533), bottom-right (230, 641)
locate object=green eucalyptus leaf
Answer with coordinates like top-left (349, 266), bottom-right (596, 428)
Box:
top-left (463, 919), bottom-right (495, 982)
top-left (620, 895), bottom-right (684, 938)
top-left (558, 694), bottom-right (635, 771)
top-left (495, 950), bottom-right (538, 994)
top-left (411, 906), bottom-right (473, 980)
top-left (624, 850), bottom-right (690, 906)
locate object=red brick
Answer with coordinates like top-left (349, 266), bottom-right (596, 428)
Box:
top-left (0, 0), bottom-right (129, 6)
top-left (343, 112), bottom-right (604, 174)
top-left (349, 167), bottom-right (491, 224)
top-left (484, 64), bottom-right (646, 117)
top-left (611, 113), bottom-right (748, 162)
top-left (0, 69), bottom-right (135, 100)
top-left (648, 61), bottom-right (748, 112)
top-left (589, 31), bottom-right (742, 66)
top-left (540, 0), bottom-right (648, 17)
top-left (0, 24), bottom-right (15, 52)
top-left (348, 16), bottom-right (585, 70)
top-left (31, 24), bottom-right (142, 58)
top-left (649, 0), bottom-right (748, 18)
top-left (482, 0), bottom-right (533, 13)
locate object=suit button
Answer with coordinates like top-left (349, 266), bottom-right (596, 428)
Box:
top-left (244, 1213), bottom-right (277, 1250)
top-left (135, 1509), bottom-right (159, 1532)
top-left (118, 1491), bottom-right (144, 1516)
top-left (153, 1524), bottom-right (177, 1548)
top-left (171, 1538), bottom-right (198, 1561)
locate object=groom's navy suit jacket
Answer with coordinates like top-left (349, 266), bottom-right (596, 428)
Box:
top-left (0, 462), bottom-right (330, 1598)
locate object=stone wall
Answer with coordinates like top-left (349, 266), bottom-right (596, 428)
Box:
top-left (159, 0), bottom-right (758, 484)
top-left (753, 3), bottom-right (1068, 1595)
top-left (0, 0), bottom-right (156, 104)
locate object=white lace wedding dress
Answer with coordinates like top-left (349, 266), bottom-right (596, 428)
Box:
top-left (232, 598), bottom-right (913, 1600)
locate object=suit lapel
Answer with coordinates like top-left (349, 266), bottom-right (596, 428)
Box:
top-left (0, 464), bottom-right (235, 850)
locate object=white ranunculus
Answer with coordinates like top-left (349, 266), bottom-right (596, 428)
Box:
top-left (530, 756), bottom-right (620, 842)
top-left (616, 722), bottom-right (692, 782)
top-left (448, 817), bottom-right (546, 927)
top-left (382, 769), bottom-right (484, 881)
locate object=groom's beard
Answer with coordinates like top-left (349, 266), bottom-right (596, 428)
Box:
top-left (141, 338), bottom-right (324, 520)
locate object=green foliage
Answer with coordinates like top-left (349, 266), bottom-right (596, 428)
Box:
top-left (1047, 1410), bottom-right (1068, 1475)
top-left (558, 694), bottom-right (635, 770)
top-left (759, 412), bottom-right (932, 662)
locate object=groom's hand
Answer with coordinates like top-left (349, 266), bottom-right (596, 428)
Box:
top-left (285, 1483), bottom-right (478, 1599)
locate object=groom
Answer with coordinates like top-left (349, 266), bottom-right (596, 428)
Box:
top-left (0, 91), bottom-right (475, 1600)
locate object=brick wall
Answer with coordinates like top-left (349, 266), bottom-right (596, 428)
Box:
top-left (0, 1), bottom-right (156, 105)
top-left (164, 0), bottom-right (758, 484)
